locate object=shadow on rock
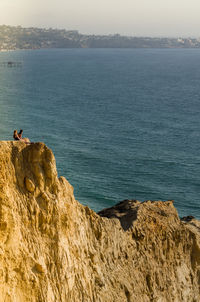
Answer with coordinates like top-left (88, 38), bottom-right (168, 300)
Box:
top-left (98, 199), bottom-right (139, 231)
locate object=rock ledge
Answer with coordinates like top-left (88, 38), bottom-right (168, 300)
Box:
top-left (0, 141), bottom-right (199, 302)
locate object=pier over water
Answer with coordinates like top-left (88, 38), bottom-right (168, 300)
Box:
top-left (0, 61), bottom-right (22, 67)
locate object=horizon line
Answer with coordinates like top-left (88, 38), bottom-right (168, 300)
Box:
top-left (1, 24), bottom-right (200, 40)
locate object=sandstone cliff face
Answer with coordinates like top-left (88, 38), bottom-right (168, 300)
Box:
top-left (0, 141), bottom-right (199, 302)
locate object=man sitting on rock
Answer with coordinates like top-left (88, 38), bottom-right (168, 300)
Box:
top-left (13, 129), bottom-right (30, 143)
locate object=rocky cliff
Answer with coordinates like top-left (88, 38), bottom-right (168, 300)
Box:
top-left (0, 141), bottom-right (199, 302)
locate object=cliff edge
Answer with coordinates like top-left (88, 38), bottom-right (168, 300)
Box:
top-left (0, 141), bottom-right (199, 302)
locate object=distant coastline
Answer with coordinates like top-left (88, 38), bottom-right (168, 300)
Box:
top-left (1, 25), bottom-right (200, 50)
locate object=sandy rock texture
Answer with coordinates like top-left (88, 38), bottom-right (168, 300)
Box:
top-left (0, 141), bottom-right (199, 302)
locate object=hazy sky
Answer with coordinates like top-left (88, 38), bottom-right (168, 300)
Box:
top-left (1, 0), bottom-right (200, 37)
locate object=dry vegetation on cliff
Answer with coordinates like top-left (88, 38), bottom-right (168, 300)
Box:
top-left (0, 141), bottom-right (199, 301)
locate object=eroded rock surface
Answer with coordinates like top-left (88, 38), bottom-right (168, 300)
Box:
top-left (0, 141), bottom-right (199, 302)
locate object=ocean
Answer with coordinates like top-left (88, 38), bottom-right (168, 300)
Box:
top-left (0, 48), bottom-right (200, 219)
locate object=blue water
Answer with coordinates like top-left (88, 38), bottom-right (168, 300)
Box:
top-left (0, 48), bottom-right (200, 219)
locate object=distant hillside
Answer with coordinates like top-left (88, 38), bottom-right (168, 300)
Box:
top-left (0, 25), bottom-right (200, 50)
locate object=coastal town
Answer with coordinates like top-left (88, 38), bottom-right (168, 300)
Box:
top-left (1, 25), bottom-right (200, 50)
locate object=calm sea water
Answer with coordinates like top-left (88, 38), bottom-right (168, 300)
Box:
top-left (0, 48), bottom-right (200, 219)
